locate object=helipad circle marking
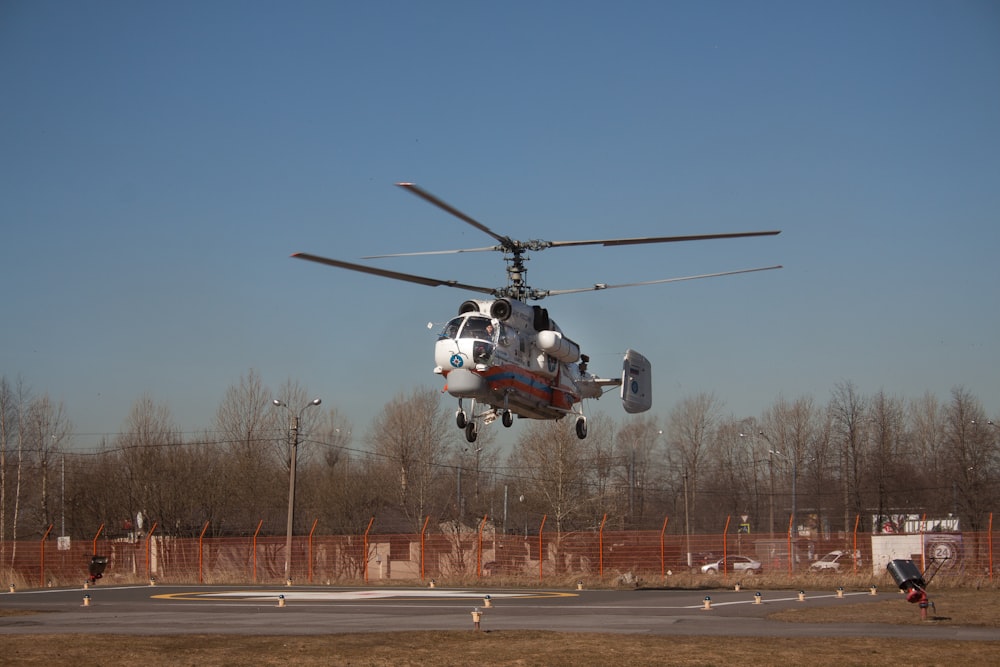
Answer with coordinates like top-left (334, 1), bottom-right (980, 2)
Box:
top-left (153, 588), bottom-right (576, 602)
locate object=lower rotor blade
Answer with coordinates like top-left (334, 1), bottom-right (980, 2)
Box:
top-left (362, 246), bottom-right (498, 259)
top-left (541, 265), bottom-right (783, 297)
top-left (292, 253), bottom-right (499, 296)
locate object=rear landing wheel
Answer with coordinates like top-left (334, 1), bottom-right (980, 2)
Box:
top-left (465, 421), bottom-right (478, 443)
top-left (502, 410), bottom-right (513, 428)
top-left (456, 411), bottom-right (468, 429)
top-left (575, 417), bottom-right (587, 439)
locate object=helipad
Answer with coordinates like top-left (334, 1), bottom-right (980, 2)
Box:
top-left (154, 588), bottom-right (573, 602)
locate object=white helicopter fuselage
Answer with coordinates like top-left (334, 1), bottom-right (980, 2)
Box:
top-left (433, 298), bottom-right (607, 421)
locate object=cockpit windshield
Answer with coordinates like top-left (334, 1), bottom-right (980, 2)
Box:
top-left (461, 316), bottom-right (494, 341)
top-left (439, 316), bottom-right (495, 342)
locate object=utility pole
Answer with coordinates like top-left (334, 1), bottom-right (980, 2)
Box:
top-left (273, 397), bottom-right (322, 584)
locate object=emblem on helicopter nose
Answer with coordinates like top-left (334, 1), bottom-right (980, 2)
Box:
top-left (450, 354), bottom-right (464, 368)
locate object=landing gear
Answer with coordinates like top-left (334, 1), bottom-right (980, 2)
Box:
top-left (501, 409), bottom-right (514, 428)
top-left (575, 417), bottom-right (587, 439)
top-left (458, 398), bottom-right (478, 441)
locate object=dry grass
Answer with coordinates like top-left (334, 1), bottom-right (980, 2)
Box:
top-left (2, 631), bottom-right (999, 666)
top-left (771, 588), bottom-right (1000, 627)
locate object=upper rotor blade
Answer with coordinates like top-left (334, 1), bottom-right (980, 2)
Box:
top-left (540, 265), bottom-right (783, 297)
top-left (361, 230), bottom-right (780, 260)
top-left (292, 253), bottom-right (499, 296)
top-left (546, 230), bottom-right (781, 249)
top-left (396, 182), bottom-right (514, 248)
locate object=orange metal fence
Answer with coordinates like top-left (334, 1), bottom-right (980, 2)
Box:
top-left (2, 514), bottom-right (995, 588)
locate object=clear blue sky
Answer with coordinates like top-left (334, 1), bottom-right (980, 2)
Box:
top-left (2, 1), bottom-right (998, 449)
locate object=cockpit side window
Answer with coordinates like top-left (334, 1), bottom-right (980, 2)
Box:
top-left (440, 318), bottom-right (463, 340)
top-left (497, 322), bottom-right (511, 347)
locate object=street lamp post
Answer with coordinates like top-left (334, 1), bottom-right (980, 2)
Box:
top-left (767, 449), bottom-right (797, 539)
top-left (273, 397), bottom-right (322, 583)
top-left (767, 449), bottom-right (776, 535)
top-left (683, 471), bottom-right (691, 568)
top-left (756, 430), bottom-right (794, 538)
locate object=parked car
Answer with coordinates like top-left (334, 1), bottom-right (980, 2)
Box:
top-left (810, 550), bottom-right (861, 572)
top-left (693, 551), bottom-right (719, 566)
top-left (701, 555), bottom-right (762, 574)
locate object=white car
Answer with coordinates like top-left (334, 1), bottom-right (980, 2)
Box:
top-left (701, 555), bottom-right (762, 574)
top-left (810, 550), bottom-right (861, 572)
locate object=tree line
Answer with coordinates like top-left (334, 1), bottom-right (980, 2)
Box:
top-left (1, 372), bottom-right (997, 549)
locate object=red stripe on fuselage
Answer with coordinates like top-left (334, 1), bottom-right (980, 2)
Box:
top-left (482, 364), bottom-right (577, 411)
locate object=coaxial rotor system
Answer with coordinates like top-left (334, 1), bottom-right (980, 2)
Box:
top-left (293, 182), bottom-right (782, 302)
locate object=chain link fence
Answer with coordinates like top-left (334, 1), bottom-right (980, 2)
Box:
top-left (3, 515), bottom-right (996, 588)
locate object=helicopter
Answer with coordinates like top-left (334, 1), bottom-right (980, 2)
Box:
top-left (293, 182), bottom-right (781, 443)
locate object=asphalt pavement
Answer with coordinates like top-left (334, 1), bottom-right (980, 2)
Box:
top-left (2, 584), bottom-right (998, 641)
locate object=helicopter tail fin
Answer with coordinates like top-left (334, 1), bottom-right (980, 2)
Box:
top-left (621, 349), bottom-right (652, 413)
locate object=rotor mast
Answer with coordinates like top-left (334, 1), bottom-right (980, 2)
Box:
top-left (504, 244), bottom-right (531, 301)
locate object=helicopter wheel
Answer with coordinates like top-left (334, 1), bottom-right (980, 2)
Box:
top-left (456, 411), bottom-right (468, 429)
top-left (465, 421), bottom-right (478, 443)
top-left (501, 410), bottom-right (513, 428)
top-left (575, 417), bottom-right (587, 439)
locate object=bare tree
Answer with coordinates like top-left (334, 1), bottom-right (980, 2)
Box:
top-left (866, 391), bottom-right (907, 533)
top-left (584, 415), bottom-right (620, 526)
top-left (214, 370), bottom-right (284, 531)
top-left (296, 406), bottom-right (377, 534)
top-left (367, 388), bottom-right (453, 531)
top-left (111, 394), bottom-right (187, 535)
top-left (215, 370), bottom-right (275, 454)
top-left (943, 387), bottom-right (997, 532)
top-left (507, 419), bottom-right (595, 533)
top-left (908, 392), bottom-right (947, 513)
top-left (8, 367), bottom-right (998, 547)
top-left (803, 409), bottom-right (835, 538)
top-left (613, 415), bottom-right (662, 528)
top-left (829, 381), bottom-right (869, 535)
top-left (6, 378), bottom-right (32, 557)
top-left (0, 376), bottom-right (14, 547)
top-left (446, 418), bottom-right (501, 524)
top-left (760, 396), bottom-right (818, 535)
top-left (708, 418), bottom-right (758, 527)
top-left (664, 392), bottom-right (723, 532)
top-left (20, 394), bottom-right (71, 531)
